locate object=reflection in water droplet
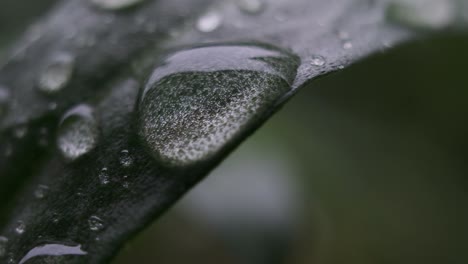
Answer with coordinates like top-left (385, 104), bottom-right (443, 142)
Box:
top-left (310, 55), bottom-right (326, 66)
top-left (34, 185), bottom-right (50, 199)
top-left (57, 104), bottom-right (99, 161)
top-left (98, 168), bottom-right (110, 185)
top-left (0, 236), bottom-right (8, 257)
top-left (138, 43), bottom-right (299, 167)
top-left (88, 215), bottom-right (105, 231)
top-left (237, 0), bottom-right (265, 14)
top-left (196, 11), bottom-right (222, 32)
top-left (119, 150), bottom-right (133, 167)
top-left (0, 86), bottom-right (10, 120)
top-left (15, 221), bottom-right (26, 235)
top-left (386, 0), bottom-right (455, 30)
top-left (90, 0), bottom-right (146, 10)
top-left (38, 53), bottom-right (75, 94)
top-left (18, 243), bottom-right (87, 264)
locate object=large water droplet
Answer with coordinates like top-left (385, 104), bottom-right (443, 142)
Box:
top-left (0, 86), bottom-right (10, 120)
top-left (90, 0), bottom-right (146, 10)
top-left (15, 221), bottom-right (26, 235)
top-left (57, 104), bottom-right (99, 161)
top-left (18, 243), bottom-right (87, 264)
top-left (0, 236), bottom-right (8, 257)
top-left (88, 215), bottom-right (105, 231)
top-left (138, 43), bottom-right (299, 167)
top-left (237, 0), bottom-right (265, 14)
top-left (38, 53), bottom-right (75, 94)
top-left (386, 0), bottom-right (455, 30)
top-left (196, 11), bottom-right (222, 32)
top-left (34, 185), bottom-right (49, 199)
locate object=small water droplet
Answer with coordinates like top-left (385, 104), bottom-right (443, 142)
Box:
top-left (310, 55), bottom-right (326, 66)
top-left (15, 221), bottom-right (26, 235)
top-left (138, 43), bottom-right (299, 167)
top-left (342, 41), bottom-right (353, 50)
top-left (38, 53), bottom-right (75, 94)
top-left (337, 30), bottom-right (350, 40)
top-left (0, 86), bottom-right (10, 120)
top-left (119, 150), bottom-right (133, 167)
top-left (196, 11), bottom-right (222, 32)
top-left (98, 168), bottom-right (110, 185)
top-left (18, 243), bottom-right (87, 264)
top-left (34, 185), bottom-right (49, 199)
top-left (88, 216), bottom-right (104, 231)
top-left (386, 0), bottom-right (455, 30)
top-left (14, 126), bottom-right (27, 139)
top-left (48, 102), bottom-right (58, 111)
top-left (90, 0), bottom-right (146, 10)
top-left (57, 104), bottom-right (99, 161)
top-left (0, 236), bottom-right (8, 257)
top-left (237, 0), bottom-right (265, 14)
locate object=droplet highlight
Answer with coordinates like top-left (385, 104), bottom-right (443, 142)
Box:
top-left (196, 11), bottom-right (222, 32)
top-left (38, 53), bottom-right (75, 94)
top-left (18, 243), bottom-right (87, 264)
top-left (138, 43), bottom-right (299, 167)
top-left (57, 104), bottom-right (99, 161)
top-left (89, 0), bottom-right (146, 10)
top-left (237, 0), bottom-right (265, 14)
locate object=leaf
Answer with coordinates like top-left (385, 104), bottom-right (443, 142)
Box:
top-left (0, 0), bottom-right (465, 263)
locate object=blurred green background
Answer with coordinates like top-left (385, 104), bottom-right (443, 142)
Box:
top-left (2, 1), bottom-right (468, 263)
top-left (114, 35), bottom-right (468, 264)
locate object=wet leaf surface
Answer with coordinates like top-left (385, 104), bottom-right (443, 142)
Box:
top-left (0, 0), bottom-right (466, 263)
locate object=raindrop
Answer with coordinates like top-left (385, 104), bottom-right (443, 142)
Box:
top-left (89, 0), bottom-right (146, 10)
top-left (342, 41), bottom-right (353, 50)
top-left (13, 126), bottom-right (27, 139)
top-left (18, 243), bottom-right (87, 264)
top-left (15, 221), bottom-right (26, 235)
top-left (57, 104), bottom-right (99, 161)
top-left (310, 55), bottom-right (326, 66)
top-left (138, 43), bottom-right (299, 167)
top-left (386, 0), bottom-right (455, 30)
top-left (88, 216), bottom-right (104, 231)
top-left (119, 150), bottom-right (134, 167)
top-left (34, 185), bottom-right (49, 199)
top-left (37, 53), bottom-right (75, 94)
top-left (121, 175), bottom-right (130, 188)
top-left (0, 86), bottom-right (10, 120)
top-left (337, 30), bottom-right (351, 40)
top-left (237, 0), bottom-right (265, 14)
top-left (0, 236), bottom-right (8, 257)
top-left (98, 167), bottom-right (110, 185)
top-left (196, 11), bottom-right (222, 32)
